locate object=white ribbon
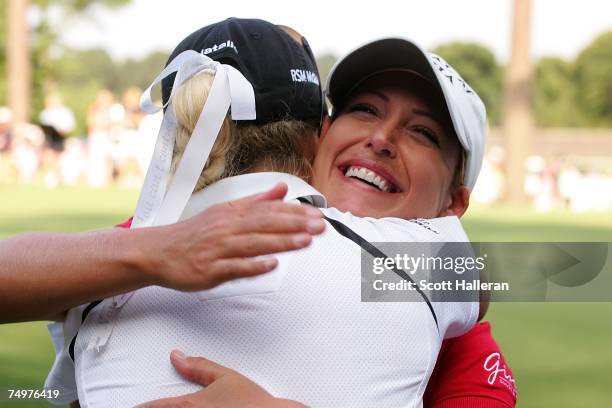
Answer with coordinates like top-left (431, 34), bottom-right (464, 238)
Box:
top-left (133, 50), bottom-right (256, 228)
top-left (89, 51), bottom-right (256, 351)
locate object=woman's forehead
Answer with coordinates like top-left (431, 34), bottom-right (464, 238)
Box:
top-left (342, 71), bottom-right (461, 151)
top-left (350, 73), bottom-right (450, 118)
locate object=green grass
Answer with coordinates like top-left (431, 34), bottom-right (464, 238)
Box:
top-left (1, 185), bottom-right (611, 407)
top-left (463, 203), bottom-right (612, 241)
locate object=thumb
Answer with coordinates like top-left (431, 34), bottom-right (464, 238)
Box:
top-left (170, 349), bottom-right (232, 386)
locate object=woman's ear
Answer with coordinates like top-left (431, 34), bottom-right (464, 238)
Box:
top-left (439, 185), bottom-right (470, 218)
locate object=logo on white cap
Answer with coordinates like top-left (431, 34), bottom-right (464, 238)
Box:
top-left (429, 54), bottom-right (476, 95)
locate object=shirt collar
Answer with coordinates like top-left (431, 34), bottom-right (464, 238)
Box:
top-left (181, 172), bottom-right (327, 220)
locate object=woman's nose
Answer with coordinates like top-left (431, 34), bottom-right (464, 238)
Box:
top-left (366, 123), bottom-right (397, 158)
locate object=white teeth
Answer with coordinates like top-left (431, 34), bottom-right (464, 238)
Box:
top-left (357, 168), bottom-right (367, 180)
top-left (343, 166), bottom-right (392, 192)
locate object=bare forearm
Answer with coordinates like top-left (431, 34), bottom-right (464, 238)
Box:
top-left (0, 184), bottom-right (324, 324)
top-left (0, 228), bottom-right (152, 323)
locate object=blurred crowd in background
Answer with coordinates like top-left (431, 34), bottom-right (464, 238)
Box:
top-left (0, 88), bottom-right (160, 190)
top-left (1, 88), bottom-right (611, 213)
top-left (472, 147), bottom-right (612, 212)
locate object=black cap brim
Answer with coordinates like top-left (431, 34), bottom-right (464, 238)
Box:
top-left (327, 38), bottom-right (441, 111)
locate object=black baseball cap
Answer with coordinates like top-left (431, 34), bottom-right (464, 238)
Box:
top-left (162, 18), bottom-right (323, 125)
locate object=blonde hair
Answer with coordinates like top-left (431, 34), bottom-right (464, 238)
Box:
top-left (170, 70), bottom-right (317, 192)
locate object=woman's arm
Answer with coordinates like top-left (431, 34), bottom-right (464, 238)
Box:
top-left (0, 183), bottom-right (324, 323)
top-left (424, 322), bottom-right (517, 408)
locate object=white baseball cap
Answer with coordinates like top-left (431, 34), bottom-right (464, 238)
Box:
top-left (326, 38), bottom-right (487, 190)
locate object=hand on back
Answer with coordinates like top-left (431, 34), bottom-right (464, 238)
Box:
top-left (139, 182), bottom-right (325, 291)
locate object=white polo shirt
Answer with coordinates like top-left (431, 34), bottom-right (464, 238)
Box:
top-left (51, 172), bottom-right (478, 408)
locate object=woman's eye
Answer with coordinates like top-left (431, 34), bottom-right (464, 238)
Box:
top-left (412, 126), bottom-right (441, 147)
top-left (349, 103), bottom-right (377, 116)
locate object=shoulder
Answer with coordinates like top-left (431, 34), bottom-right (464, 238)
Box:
top-left (320, 209), bottom-right (468, 242)
top-left (424, 322), bottom-right (517, 407)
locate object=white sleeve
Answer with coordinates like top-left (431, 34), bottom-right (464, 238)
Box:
top-left (419, 216), bottom-right (480, 338)
top-left (323, 211), bottom-right (479, 339)
top-left (44, 306), bottom-right (84, 405)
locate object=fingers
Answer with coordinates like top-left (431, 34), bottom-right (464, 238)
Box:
top-left (234, 209), bottom-right (324, 234)
top-left (216, 204), bottom-right (323, 241)
top-left (225, 182), bottom-right (288, 207)
top-left (208, 186), bottom-right (322, 223)
top-left (133, 351), bottom-right (235, 407)
top-left (170, 350), bottom-right (232, 386)
top-left (248, 199), bottom-right (323, 218)
top-left (198, 196), bottom-right (323, 245)
top-left (214, 232), bottom-right (314, 260)
top-left (216, 200), bottom-right (323, 227)
top-left (201, 198), bottom-right (324, 244)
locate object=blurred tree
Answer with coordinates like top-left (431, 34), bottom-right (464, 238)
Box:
top-left (51, 48), bottom-right (117, 88)
top-left (7, 0), bottom-right (31, 122)
top-left (115, 51), bottom-right (169, 92)
top-left (574, 31), bottom-right (612, 127)
top-left (47, 48), bottom-right (116, 135)
top-left (0, 1), bottom-right (8, 106)
top-left (501, 0), bottom-right (533, 204)
top-left (533, 57), bottom-right (581, 127)
top-left (434, 42), bottom-right (503, 125)
top-left (3, 0), bottom-right (131, 123)
top-left (46, 48), bottom-right (169, 135)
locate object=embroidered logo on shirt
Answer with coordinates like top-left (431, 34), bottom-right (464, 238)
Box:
top-left (484, 352), bottom-right (517, 397)
top-left (408, 218), bottom-right (440, 235)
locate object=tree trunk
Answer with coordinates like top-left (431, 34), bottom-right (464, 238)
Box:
top-left (503, 0), bottom-right (533, 203)
top-left (7, 0), bottom-right (31, 124)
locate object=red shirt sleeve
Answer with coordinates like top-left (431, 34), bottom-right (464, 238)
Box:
top-left (116, 217), bottom-right (134, 229)
top-left (424, 322), bottom-right (517, 408)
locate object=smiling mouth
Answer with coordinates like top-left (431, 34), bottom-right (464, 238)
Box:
top-left (342, 166), bottom-right (399, 193)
